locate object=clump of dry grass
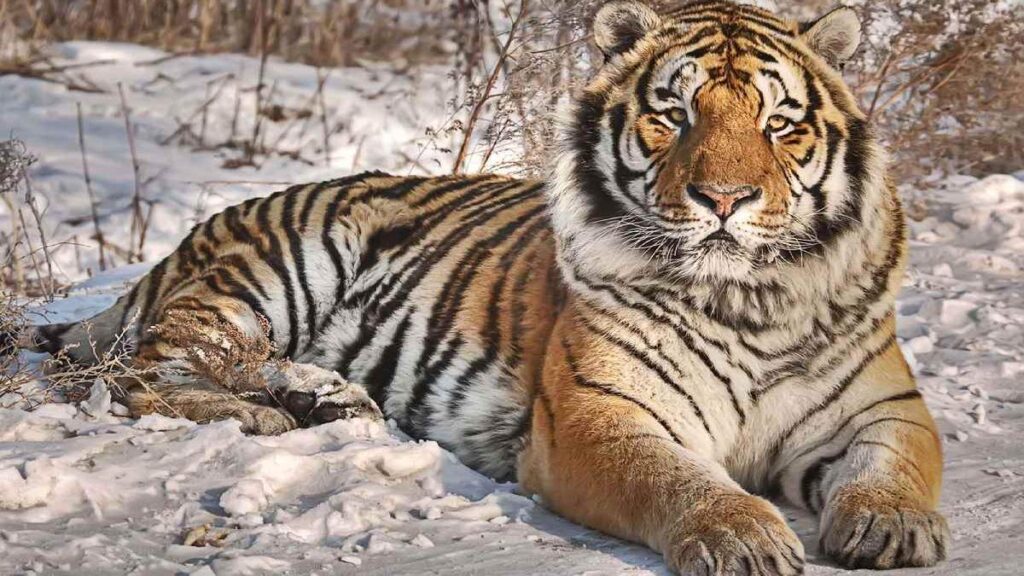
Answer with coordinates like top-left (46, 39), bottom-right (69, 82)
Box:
top-left (0, 312), bottom-right (152, 410)
top-left (0, 293), bottom-right (34, 404)
top-left (40, 319), bottom-right (152, 405)
top-left (0, 137), bottom-right (63, 298)
top-left (0, 138), bottom-right (32, 195)
top-left (148, 309), bottom-right (278, 396)
top-left (2, 0), bottom-right (453, 68)
top-left (1, 132), bottom-right (149, 407)
top-left (843, 0), bottom-right (1024, 178)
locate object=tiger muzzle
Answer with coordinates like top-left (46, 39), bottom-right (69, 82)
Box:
top-left (686, 183), bottom-right (762, 220)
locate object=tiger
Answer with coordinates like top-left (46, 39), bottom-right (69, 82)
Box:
top-left (19, 1), bottom-right (950, 573)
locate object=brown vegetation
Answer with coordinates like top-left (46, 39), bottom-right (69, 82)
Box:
top-left (148, 309), bottom-right (278, 396)
top-left (0, 0), bottom-right (453, 67)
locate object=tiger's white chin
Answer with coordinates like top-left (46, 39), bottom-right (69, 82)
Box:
top-left (676, 245), bottom-right (757, 283)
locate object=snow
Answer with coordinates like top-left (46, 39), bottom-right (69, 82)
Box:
top-left (2, 42), bottom-right (1024, 575)
top-left (1, 41), bottom-right (464, 285)
top-left (0, 390), bottom-right (667, 575)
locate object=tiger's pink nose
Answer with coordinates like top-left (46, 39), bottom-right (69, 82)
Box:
top-left (686, 183), bottom-right (762, 220)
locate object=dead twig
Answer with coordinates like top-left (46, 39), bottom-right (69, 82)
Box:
top-left (248, 0), bottom-right (271, 165)
top-left (23, 175), bottom-right (55, 299)
top-left (452, 0), bottom-right (527, 175)
top-left (76, 102), bottom-right (106, 271)
top-left (315, 67), bottom-right (331, 167)
top-left (117, 83), bottom-right (146, 263)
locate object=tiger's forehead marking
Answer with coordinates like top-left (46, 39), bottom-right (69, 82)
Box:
top-left (589, 8), bottom-right (860, 127)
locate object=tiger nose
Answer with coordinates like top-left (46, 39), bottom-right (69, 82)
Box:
top-left (686, 183), bottom-right (762, 220)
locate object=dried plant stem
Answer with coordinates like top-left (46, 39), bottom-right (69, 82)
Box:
top-left (199, 81), bottom-right (211, 146)
top-left (76, 101), bottom-right (106, 271)
top-left (21, 171), bottom-right (56, 299)
top-left (315, 67), bottom-right (331, 167)
top-left (117, 83), bottom-right (145, 263)
top-left (1, 194), bottom-right (25, 291)
top-left (452, 0), bottom-right (527, 175)
top-left (15, 206), bottom-right (43, 295)
top-left (249, 0), bottom-right (270, 164)
top-left (229, 74), bottom-right (242, 141)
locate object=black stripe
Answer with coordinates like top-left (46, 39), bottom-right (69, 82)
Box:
top-left (256, 193), bottom-right (301, 356)
top-left (753, 313), bottom-right (891, 400)
top-left (441, 220), bottom-right (548, 420)
top-left (317, 174), bottom-right (444, 334)
top-left (578, 314), bottom-right (713, 436)
top-left (319, 178), bottom-right (518, 357)
top-left (281, 185), bottom-right (319, 356)
top-left (607, 103), bottom-right (649, 212)
top-left (772, 336), bottom-right (898, 461)
top-left (572, 91), bottom-right (626, 224)
top-left (361, 313), bottom-right (413, 408)
top-left (575, 277), bottom-right (749, 424)
top-left (201, 273), bottom-right (275, 342)
top-left (409, 207), bottom-right (546, 425)
top-left (298, 171), bottom-right (384, 231)
top-left (506, 242), bottom-right (544, 368)
top-left (136, 258), bottom-right (169, 338)
top-left (564, 338), bottom-right (687, 447)
top-left (219, 254), bottom-right (270, 300)
top-left (356, 220), bottom-right (419, 278)
top-left (336, 182), bottom-right (541, 377)
top-left (406, 338), bottom-right (461, 431)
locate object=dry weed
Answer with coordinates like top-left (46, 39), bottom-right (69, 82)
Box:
top-left (2, 0), bottom-right (452, 68)
top-left (148, 309), bottom-right (278, 396)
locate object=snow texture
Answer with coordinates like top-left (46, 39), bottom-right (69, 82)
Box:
top-left (2, 43), bottom-right (1023, 575)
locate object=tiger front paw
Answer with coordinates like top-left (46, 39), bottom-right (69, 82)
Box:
top-left (265, 362), bottom-right (383, 425)
top-left (666, 493), bottom-right (805, 575)
top-left (821, 485), bottom-right (949, 569)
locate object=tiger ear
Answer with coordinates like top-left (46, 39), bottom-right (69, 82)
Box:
top-left (799, 6), bottom-right (862, 68)
top-left (592, 0), bottom-right (662, 60)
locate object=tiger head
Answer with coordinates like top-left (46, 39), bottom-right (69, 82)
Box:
top-left (551, 0), bottom-right (890, 286)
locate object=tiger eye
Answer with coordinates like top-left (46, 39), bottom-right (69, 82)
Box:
top-left (667, 108), bottom-right (687, 125)
top-left (766, 114), bottom-right (792, 133)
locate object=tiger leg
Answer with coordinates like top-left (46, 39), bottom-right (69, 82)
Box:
top-left (819, 397), bottom-right (947, 569)
top-left (519, 340), bottom-right (804, 575)
top-left (778, 345), bottom-right (948, 569)
top-left (123, 380), bottom-right (298, 435)
top-left (123, 364), bottom-right (381, 433)
top-left (124, 284), bottom-right (379, 433)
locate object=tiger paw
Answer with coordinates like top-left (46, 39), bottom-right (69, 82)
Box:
top-left (666, 493), bottom-right (805, 575)
top-left (821, 486), bottom-right (949, 569)
top-left (266, 362), bottom-right (383, 425)
top-left (229, 403), bottom-right (297, 435)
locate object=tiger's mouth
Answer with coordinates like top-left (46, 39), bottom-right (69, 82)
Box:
top-left (702, 229), bottom-right (738, 244)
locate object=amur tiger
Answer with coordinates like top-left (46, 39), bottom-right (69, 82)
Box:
top-left (21, 1), bottom-right (949, 573)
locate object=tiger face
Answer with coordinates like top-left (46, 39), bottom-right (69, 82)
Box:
top-left (552, 0), bottom-right (881, 284)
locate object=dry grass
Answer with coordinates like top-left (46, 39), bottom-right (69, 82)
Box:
top-left (0, 138), bottom-right (63, 298)
top-left (0, 310), bottom-right (154, 410)
top-left (1, 0), bottom-right (453, 68)
top-left (148, 309), bottom-right (278, 396)
top-left (0, 294), bottom-right (35, 404)
top-left (842, 0), bottom-right (1024, 178)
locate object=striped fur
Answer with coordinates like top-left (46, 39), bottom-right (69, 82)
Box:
top-left (24, 2), bottom-right (947, 573)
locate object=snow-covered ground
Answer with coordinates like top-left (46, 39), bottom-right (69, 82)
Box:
top-left (2, 43), bottom-right (1023, 575)
top-left (1, 41), bottom-right (464, 284)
